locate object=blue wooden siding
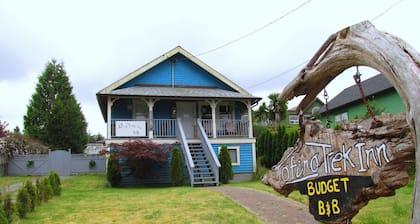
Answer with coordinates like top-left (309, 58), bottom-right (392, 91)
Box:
top-left (212, 143), bottom-right (254, 173)
top-left (118, 54), bottom-right (234, 91)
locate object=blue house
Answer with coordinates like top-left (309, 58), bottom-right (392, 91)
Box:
top-left (97, 46), bottom-right (261, 186)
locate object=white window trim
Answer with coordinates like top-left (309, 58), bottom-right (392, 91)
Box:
top-left (289, 115), bottom-right (299, 124)
top-left (218, 146), bottom-right (240, 166)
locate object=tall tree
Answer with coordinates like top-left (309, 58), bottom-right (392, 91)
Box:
top-left (24, 59), bottom-right (88, 153)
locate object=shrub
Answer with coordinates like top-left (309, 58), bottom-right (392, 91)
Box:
top-left (16, 187), bottom-right (31, 218)
top-left (0, 203), bottom-right (7, 224)
top-left (106, 153), bottom-right (121, 187)
top-left (49, 171), bottom-right (62, 196)
top-left (40, 177), bottom-right (53, 202)
top-left (36, 178), bottom-right (43, 204)
top-left (24, 180), bottom-right (37, 211)
top-left (89, 159), bottom-right (96, 169)
top-left (218, 145), bottom-right (233, 184)
top-left (170, 147), bottom-right (184, 186)
top-left (111, 140), bottom-right (170, 179)
top-left (3, 194), bottom-right (16, 223)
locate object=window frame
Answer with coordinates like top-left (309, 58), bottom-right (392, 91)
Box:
top-left (218, 146), bottom-right (240, 166)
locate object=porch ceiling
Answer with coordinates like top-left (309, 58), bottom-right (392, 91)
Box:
top-left (109, 86), bottom-right (259, 100)
top-left (96, 86), bottom-right (261, 121)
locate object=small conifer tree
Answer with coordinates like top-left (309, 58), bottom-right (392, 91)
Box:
top-left (218, 145), bottom-right (233, 184)
top-left (49, 171), bottom-right (62, 196)
top-left (3, 194), bottom-right (16, 223)
top-left (107, 153), bottom-right (121, 187)
top-left (170, 147), bottom-right (184, 186)
top-left (16, 187), bottom-right (31, 218)
top-left (24, 180), bottom-right (37, 211)
top-left (41, 177), bottom-right (53, 202)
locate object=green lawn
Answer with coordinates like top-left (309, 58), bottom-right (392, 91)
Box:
top-left (0, 176), bottom-right (37, 188)
top-left (16, 175), bottom-right (263, 224)
top-left (228, 180), bottom-right (414, 224)
top-left (5, 175), bottom-right (413, 223)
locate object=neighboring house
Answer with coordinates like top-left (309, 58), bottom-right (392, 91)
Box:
top-left (97, 46), bottom-right (261, 186)
top-left (84, 143), bottom-right (105, 154)
top-left (286, 98), bottom-right (324, 125)
top-left (319, 73), bottom-right (405, 127)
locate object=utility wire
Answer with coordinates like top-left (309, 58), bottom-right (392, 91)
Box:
top-left (248, 0), bottom-right (404, 91)
top-left (195, 0), bottom-right (313, 57)
top-left (372, 0), bottom-right (404, 21)
top-left (246, 60), bottom-right (308, 90)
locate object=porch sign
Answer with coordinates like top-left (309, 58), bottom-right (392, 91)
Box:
top-left (115, 120), bottom-right (146, 137)
top-left (262, 113), bottom-right (414, 223)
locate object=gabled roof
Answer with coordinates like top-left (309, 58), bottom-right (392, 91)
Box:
top-left (319, 74), bottom-right (394, 113)
top-left (96, 46), bottom-right (261, 121)
top-left (97, 46), bottom-right (251, 95)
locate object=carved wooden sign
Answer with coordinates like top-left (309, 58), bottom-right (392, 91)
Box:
top-left (263, 113), bottom-right (414, 223)
top-left (261, 20), bottom-right (420, 223)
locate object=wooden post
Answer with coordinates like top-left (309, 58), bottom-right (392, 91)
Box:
top-left (276, 21), bottom-right (420, 223)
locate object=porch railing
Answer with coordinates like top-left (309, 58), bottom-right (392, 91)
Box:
top-left (200, 119), bottom-right (249, 137)
top-left (176, 118), bottom-right (195, 186)
top-left (111, 118), bottom-right (249, 138)
top-left (153, 119), bottom-right (176, 138)
top-left (197, 119), bottom-right (220, 184)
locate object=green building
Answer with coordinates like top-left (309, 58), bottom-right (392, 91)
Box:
top-left (319, 74), bottom-right (405, 127)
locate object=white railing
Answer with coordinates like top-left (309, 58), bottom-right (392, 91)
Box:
top-left (111, 118), bottom-right (249, 138)
top-left (176, 119), bottom-right (195, 186)
top-left (153, 119), bottom-right (176, 138)
top-left (197, 119), bottom-right (220, 184)
top-left (200, 119), bottom-right (249, 137)
top-left (200, 119), bottom-right (213, 137)
top-left (216, 119), bottom-right (249, 137)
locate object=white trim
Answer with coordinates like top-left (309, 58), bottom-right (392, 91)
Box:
top-left (218, 146), bottom-right (240, 166)
top-left (252, 143), bottom-right (256, 173)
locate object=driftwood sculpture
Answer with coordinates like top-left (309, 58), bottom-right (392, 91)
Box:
top-left (262, 20), bottom-right (420, 223)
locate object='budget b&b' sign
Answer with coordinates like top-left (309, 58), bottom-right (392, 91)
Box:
top-left (263, 114), bottom-right (414, 223)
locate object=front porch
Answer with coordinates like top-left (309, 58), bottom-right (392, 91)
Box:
top-left (111, 118), bottom-right (250, 139)
top-left (106, 98), bottom-right (255, 140)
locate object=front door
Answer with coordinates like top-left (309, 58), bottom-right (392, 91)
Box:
top-left (176, 102), bottom-right (196, 138)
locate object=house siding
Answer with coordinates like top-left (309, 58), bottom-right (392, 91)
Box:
top-left (321, 89), bottom-right (405, 127)
top-left (212, 143), bottom-right (254, 174)
top-left (118, 55), bottom-right (233, 91)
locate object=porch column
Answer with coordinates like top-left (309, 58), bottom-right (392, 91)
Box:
top-left (207, 100), bottom-right (218, 138)
top-left (107, 97), bottom-right (117, 139)
top-left (145, 98), bottom-right (156, 139)
top-left (246, 100), bottom-right (253, 138)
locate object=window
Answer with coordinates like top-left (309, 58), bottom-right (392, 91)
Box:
top-left (218, 146), bottom-right (240, 166)
top-left (334, 112), bottom-right (349, 124)
top-left (289, 115), bottom-right (299, 124)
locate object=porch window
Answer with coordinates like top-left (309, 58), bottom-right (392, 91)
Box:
top-left (219, 146), bottom-right (240, 166)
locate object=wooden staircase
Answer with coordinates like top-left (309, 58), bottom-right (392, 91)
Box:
top-left (188, 143), bottom-right (218, 186)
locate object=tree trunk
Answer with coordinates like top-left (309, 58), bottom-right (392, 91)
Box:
top-left (277, 20), bottom-right (420, 223)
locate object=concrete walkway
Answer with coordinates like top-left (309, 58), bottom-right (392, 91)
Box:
top-left (204, 186), bottom-right (317, 224)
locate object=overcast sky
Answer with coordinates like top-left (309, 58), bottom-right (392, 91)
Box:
top-left (0, 0), bottom-right (418, 136)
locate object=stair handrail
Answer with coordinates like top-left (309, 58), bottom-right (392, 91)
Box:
top-left (176, 118), bottom-right (195, 186)
top-left (197, 119), bottom-right (221, 184)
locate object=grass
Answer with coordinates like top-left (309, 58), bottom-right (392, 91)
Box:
top-left (16, 175), bottom-right (263, 224)
top-left (228, 179), bottom-right (414, 224)
top-left (0, 176), bottom-right (38, 188)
